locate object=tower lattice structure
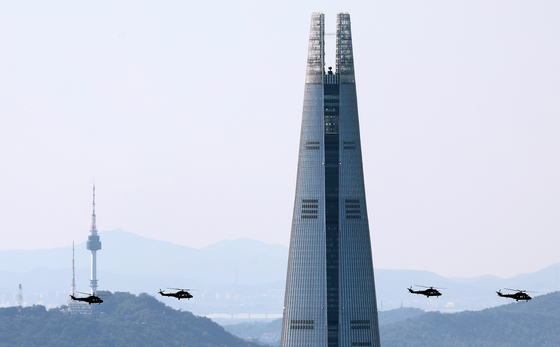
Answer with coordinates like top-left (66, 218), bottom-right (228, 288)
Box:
top-left (71, 241), bottom-right (76, 296)
top-left (67, 241), bottom-right (91, 314)
top-left (16, 284), bottom-right (23, 310)
top-left (280, 13), bottom-right (381, 347)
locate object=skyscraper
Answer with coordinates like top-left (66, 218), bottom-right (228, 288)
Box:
top-left (280, 13), bottom-right (381, 347)
top-left (86, 184), bottom-right (101, 294)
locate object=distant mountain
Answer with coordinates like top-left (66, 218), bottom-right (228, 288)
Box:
top-left (0, 229), bottom-right (288, 285)
top-left (375, 264), bottom-right (560, 312)
top-left (451, 262), bottom-right (560, 292)
top-left (1, 229), bottom-right (559, 315)
top-left (380, 291), bottom-right (560, 347)
top-left (0, 291), bottom-right (260, 347)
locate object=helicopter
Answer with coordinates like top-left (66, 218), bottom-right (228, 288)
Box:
top-left (69, 292), bottom-right (103, 305)
top-left (407, 285), bottom-right (445, 298)
top-left (496, 288), bottom-right (534, 301)
top-left (158, 288), bottom-right (194, 300)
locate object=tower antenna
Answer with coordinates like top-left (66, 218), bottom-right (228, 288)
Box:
top-left (86, 183), bottom-right (102, 294)
top-left (17, 284), bottom-right (23, 310)
top-left (71, 241), bottom-right (76, 296)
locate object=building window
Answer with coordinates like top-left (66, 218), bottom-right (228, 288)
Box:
top-left (290, 319), bottom-right (314, 329)
top-left (301, 199), bottom-right (319, 219)
top-left (345, 199), bottom-right (361, 219)
top-left (305, 141), bottom-right (320, 150)
top-left (350, 320), bottom-right (370, 330)
top-left (343, 141), bottom-right (356, 149)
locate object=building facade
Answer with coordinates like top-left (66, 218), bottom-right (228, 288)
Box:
top-left (280, 13), bottom-right (381, 347)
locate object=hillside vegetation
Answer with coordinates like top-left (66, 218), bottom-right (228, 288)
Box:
top-left (0, 292), bottom-right (258, 347)
top-left (380, 291), bottom-right (560, 347)
top-left (224, 292), bottom-right (560, 346)
top-left (2, 291), bottom-right (558, 346)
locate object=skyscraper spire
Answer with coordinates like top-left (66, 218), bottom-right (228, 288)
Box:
top-left (86, 183), bottom-right (101, 295)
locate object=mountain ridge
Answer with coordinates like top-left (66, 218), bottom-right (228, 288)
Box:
top-left (1, 229), bottom-right (559, 314)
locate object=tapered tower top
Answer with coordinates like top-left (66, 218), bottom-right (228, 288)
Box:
top-left (336, 13), bottom-right (355, 83)
top-left (305, 13), bottom-right (356, 85)
top-left (86, 184), bottom-right (101, 251)
top-left (305, 13), bottom-right (324, 84)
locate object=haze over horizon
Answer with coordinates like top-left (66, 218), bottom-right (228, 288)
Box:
top-left (1, 1), bottom-right (559, 279)
top-left (3, 228), bottom-right (559, 282)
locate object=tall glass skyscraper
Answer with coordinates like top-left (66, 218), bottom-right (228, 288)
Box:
top-left (280, 13), bottom-right (381, 347)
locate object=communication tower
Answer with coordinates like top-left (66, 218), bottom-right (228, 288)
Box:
top-left (71, 242), bottom-right (76, 296)
top-left (68, 241), bottom-right (91, 314)
top-left (86, 184), bottom-right (102, 294)
top-left (17, 284), bottom-right (23, 310)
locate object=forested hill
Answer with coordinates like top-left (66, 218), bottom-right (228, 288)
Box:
top-left (223, 293), bottom-right (560, 346)
top-left (380, 291), bottom-right (560, 347)
top-left (0, 292), bottom-right (259, 347)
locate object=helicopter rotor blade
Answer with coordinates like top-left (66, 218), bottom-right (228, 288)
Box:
top-left (415, 285), bottom-right (446, 289)
top-left (504, 288), bottom-right (522, 292)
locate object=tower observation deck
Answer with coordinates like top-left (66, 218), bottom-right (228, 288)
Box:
top-left (86, 184), bottom-right (101, 294)
top-left (280, 13), bottom-right (381, 347)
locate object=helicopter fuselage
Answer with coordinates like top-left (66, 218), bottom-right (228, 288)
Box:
top-left (159, 290), bottom-right (193, 300)
top-left (69, 294), bottom-right (103, 305)
top-left (408, 287), bottom-right (442, 298)
top-left (497, 291), bottom-right (531, 301)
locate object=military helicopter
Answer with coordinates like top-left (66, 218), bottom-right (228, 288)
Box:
top-left (407, 285), bottom-right (445, 298)
top-left (496, 288), bottom-right (534, 301)
top-left (158, 288), bottom-right (195, 300)
top-left (69, 292), bottom-right (103, 305)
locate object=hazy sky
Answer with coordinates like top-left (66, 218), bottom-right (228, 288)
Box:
top-left (1, 1), bottom-right (559, 278)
